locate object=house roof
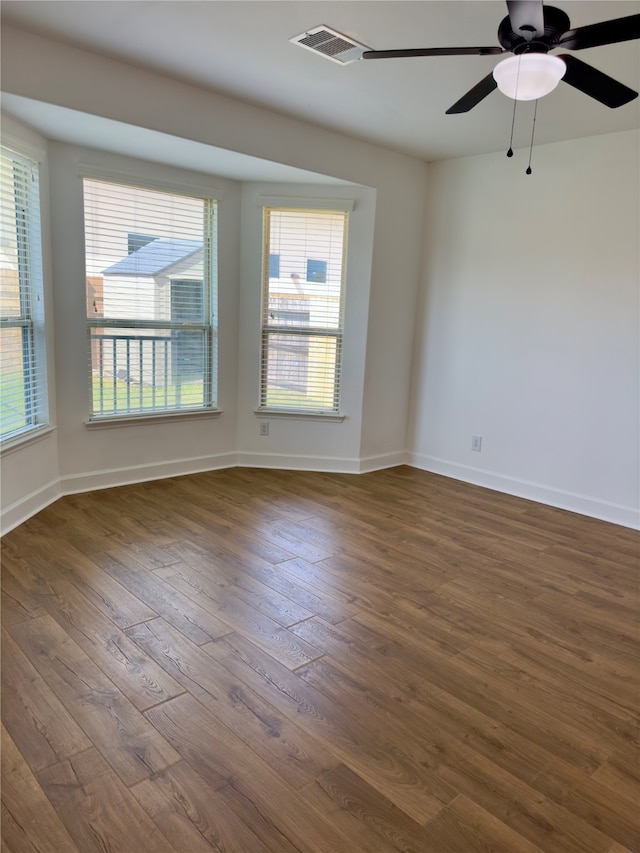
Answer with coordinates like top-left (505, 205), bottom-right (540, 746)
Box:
top-left (103, 238), bottom-right (202, 277)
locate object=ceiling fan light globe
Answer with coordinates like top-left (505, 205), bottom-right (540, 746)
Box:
top-left (493, 54), bottom-right (566, 100)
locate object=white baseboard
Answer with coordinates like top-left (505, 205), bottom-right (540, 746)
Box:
top-left (236, 450), bottom-right (407, 474)
top-left (1, 479), bottom-right (62, 535)
top-left (1, 452), bottom-right (237, 535)
top-left (4, 449), bottom-right (635, 534)
top-left (237, 451), bottom-right (407, 474)
top-left (236, 451), bottom-right (362, 473)
top-left (358, 450), bottom-right (409, 473)
top-left (409, 452), bottom-right (640, 530)
top-left (59, 452), bottom-right (239, 495)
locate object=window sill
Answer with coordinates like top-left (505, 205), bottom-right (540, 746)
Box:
top-left (254, 409), bottom-right (345, 423)
top-left (85, 408), bottom-right (223, 429)
top-left (1, 425), bottom-right (57, 457)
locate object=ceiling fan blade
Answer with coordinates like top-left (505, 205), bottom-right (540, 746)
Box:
top-left (559, 55), bottom-right (638, 108)
top-left (559, 14), bottom-right (640, 50)
top-left (446, 73), bottom-right (498, 113)
top-left (506, 0), bottom-right (545, 40)
top-left (362, 46), bottom-right (504, 60)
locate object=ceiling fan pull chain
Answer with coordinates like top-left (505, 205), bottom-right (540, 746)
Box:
top-left (507, 97), bottom-right (518, 157)
top-left (526, 98), bottom-right (539, 175)
top-left (506, 55), bottom-right (522, 157)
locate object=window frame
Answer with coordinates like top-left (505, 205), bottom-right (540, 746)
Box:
top-left (82, 175), bottom-right (219, 424)
top-left (258, 204), bottom-right (350, 417)
top-left (0, 146), bottom-right (49, 446)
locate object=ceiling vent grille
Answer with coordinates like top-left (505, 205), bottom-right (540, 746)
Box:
top-left (291, 26), bottom-right (369, 65)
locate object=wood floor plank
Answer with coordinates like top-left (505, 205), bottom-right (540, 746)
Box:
top-left (530, 590), bottom-right (640, 659)
top-left (592, 747), bottom-right (640, 807)
top-left (1, 802), bottom-right (46, 853)
top-left (2, 561), bottom-right (185, 713)
top-left (9, 615), bottom-right (181, 786)
top-left (93, 549), bottom-right (232, 644)
top-left (280, 554), bottom-right (448, 645)
top-left (126, 617), bottom-right (339, 788)
top-left (37, 748), bottom-right (176, 853)
top-left (310, 762), bottom-right (436, 852)
top-left (148, 483), bottom-right (300, 565)
top-left (163, 538), bottom-right (316, 627)
top-left (155, 561), bottom-right (324, 669)
top-left (170, 544), bottom-right (358, 625)
top-left (420, 794), bottom-right (547, 853)
top-left (2, 466), bottom-right (638, 853)
top-left (79, 486), bottom-right (182, 549)
top-left (470, 629), bottom-right (638, 718)
top-left (299, 776), bottom-right (419, 853)
top-left (431, 734), bottom-right (614, 853)
top-left (27, 497), bottom-right (116, 555)
top-left (291, 616), bottom-right (556, 786)
top-left (1, 628), bottom-right (93, 771)
top-left (1, 725), bottom-right (80, 853)
top-left (204, 632), bottom-right (454, 823)
top-left (131, 760), bottom-right (272, 853)
top-left (291, 650), bottom-right (629, 852)
top-left (1, 556), bottom-right (47, 625)
top-left (3, 531), bottom-right (157, 629)
top-left (32, 576), bottom-right (185, 711)
top-left (456, 640), bottom-right (638, 757)
top-left (348, 610), bottom-right (611, 773)
top-left (272, 556), bottom-right (364, 621)
top-left (145, 693), bottom-right (360, 852)
top-left (531, 759), bottom-right (640, 852)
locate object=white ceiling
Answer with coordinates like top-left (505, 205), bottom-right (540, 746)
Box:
top-left (2, 0), bottom-right (639, 162)
top-left (1, 94), bottom-right (352, 184)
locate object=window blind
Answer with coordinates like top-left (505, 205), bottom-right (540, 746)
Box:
top-left (260, 207), bottom-right (348, 413)
top-left (0, 147), bottom-right (48, 442)
top-left (83, 178), bottom-right (217, 419)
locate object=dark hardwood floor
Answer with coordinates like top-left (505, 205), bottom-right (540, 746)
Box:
top-left (1, 465), bottom-right (638, 852)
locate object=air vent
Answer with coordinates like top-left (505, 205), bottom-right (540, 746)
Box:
top-left (291, 26), bottom-right (370, 65)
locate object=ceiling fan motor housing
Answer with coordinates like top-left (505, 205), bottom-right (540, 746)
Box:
top-left (499, 5), bottom-right (571, 53)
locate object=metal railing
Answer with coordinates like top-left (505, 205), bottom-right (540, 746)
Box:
top-left (90, 331), bottom-right (205, 415)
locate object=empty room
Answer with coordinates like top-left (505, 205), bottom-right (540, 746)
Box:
top-left (1, 2), bottom-right (638, 851)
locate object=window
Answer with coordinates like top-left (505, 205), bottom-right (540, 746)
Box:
top-left (306, 258), bottom-right (327, 283)
top-left (268, 253), bottom-right (280, 279)
top-left (260, 207), bottom-right (348, 413)
top-left (83, 178), bottom-right (217, 420)
top-left (0, 147), bottom-right (48, 442)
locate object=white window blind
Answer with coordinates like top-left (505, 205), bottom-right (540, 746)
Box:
top-left (260, 207), bottom-right (348, 413)
top-left (83, 178), bottom-right (217, 419)
top-left (0, 147), bottom-right (48, 442)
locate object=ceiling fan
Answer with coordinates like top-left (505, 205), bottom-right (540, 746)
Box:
top-left (362, 0), bottom-right (640, 113)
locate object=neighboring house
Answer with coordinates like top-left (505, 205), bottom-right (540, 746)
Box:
top-left (101, 235), bottom-right (204, 323)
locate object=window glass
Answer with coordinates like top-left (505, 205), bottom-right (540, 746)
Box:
top-left (260, 208), bottom-right (347, 413)
top-left (0, 148), bottom-right (48, 442)
top-left (83, 179), bottom-right (217, 419)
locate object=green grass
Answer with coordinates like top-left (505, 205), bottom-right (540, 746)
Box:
top-left (92, 375), bottom-right (206, 415)
top-left (264, 386), bottom-right (337, 411)
top-left (1, 371), bottom-right (29, 436)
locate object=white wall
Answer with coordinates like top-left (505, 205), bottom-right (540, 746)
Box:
top-left (409, 129), bottom-right (640, 528)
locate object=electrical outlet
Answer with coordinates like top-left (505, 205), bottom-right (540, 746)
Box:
top-left (259, 421), bottom-right (269, 436)
top-left (471, 435), bottom-right (482, 452)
